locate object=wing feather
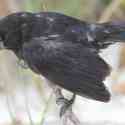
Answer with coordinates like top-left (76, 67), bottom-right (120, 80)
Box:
top-left (22, 37), bottom-right (111, 102)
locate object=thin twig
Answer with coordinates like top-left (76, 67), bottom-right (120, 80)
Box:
top-left (41, 0), bottom-right (48, 11)
top-left (17, 65), bottom-right (34, 125)
top-left (5, 94), bottom-right (16, 125)
top-left (24, 92), bottom-right (35, 125)
top-left (39, 91), bottom-right (54, 125)
top-left (99, 0), bottom-right (123, 23)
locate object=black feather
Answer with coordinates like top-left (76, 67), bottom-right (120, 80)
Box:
top-left (22, 38), bottom-right (110, 102)
top-left (2, 12), bottom-right (125, 102)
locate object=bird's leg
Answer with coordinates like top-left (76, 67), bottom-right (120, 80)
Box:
top-left (54, 87), bottom-right (81, 125)
top-left (56, 92), bottom-right (76, 117)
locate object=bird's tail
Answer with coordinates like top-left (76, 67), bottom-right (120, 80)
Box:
top-left (90, 22), bottom-right (125, 49)
top-left (103, 22), bottom-right (125, 41)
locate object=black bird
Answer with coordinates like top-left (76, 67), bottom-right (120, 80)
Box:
top-left (0, 12), bottom-right (125, 116)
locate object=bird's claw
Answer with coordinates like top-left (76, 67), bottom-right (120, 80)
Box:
top-left (60, 100), bottom-right (72, 117)
top-left (56, 94), bottom-right (76, 117)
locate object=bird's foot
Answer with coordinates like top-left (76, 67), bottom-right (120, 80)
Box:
top-left (56, 94), bottom-right (76, 117)
top-left (54, 87), bottom-right (81, 125)
top-left (62, 109), bottom-right (81, 125)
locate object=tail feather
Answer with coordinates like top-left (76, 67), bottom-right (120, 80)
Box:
top-left (91, 22), bottom-right (125, 49)
top-left (77, 82), bottom-right (110, 102)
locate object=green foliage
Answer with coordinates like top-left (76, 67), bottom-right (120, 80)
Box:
top-left (23, 0), bottom-right (119, 21)
top-left (23, 0), bottom-right (85, 18)
top-left (102, 0), bottom-right (112, 5)
top-left (23, 0), bottom-right (42, 12)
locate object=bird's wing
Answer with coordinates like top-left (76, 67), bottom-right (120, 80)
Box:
top-left (22, 37), bottom-right (111, 102)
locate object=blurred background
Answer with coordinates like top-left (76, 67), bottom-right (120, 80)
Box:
top-left (0, 0), bottom-right (125, 125)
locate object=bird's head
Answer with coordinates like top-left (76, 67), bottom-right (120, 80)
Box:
top-left (0, 12), bottom-right (33, 53)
